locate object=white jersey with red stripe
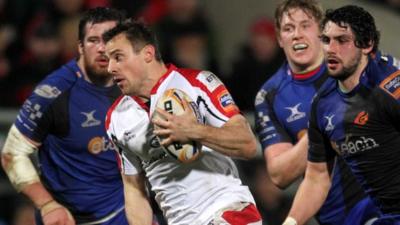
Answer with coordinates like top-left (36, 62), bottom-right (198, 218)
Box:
top-left (106, 64), bottom-right (255, 224)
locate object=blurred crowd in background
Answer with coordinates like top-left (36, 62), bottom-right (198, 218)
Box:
top-left (0, 0), bottom-right (286, 110)
top-left (0, 0), bottom-right (399, 224)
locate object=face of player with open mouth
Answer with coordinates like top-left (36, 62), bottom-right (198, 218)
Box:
top-left (321, 21), bottom-right (365, 81)
top-left (106, 33), bottom-right (149, 96)
top-left (278, 8), bottom-right (323, 73)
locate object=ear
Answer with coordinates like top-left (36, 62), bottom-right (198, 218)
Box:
top-left (277, 33), bottom-right (284, 48)
top-left (362, 41), bottom-right (374, 55)
top-left (142, 45), bottom-right (156, 63)
top-left (78, 41), bottom-right (84, 55)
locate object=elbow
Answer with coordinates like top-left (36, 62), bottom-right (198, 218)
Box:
top-left (1, 153), bottom-right (11, 171)
top-left (270, 174), bottom-right (290, 190)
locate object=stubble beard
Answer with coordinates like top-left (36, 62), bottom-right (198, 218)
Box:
top-left (84, 57), bottom-right (112, 86)
top-left (329, 51), bottom-right (361, 81)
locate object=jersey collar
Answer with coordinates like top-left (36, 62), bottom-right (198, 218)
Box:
top-left (150, 63), bottom-right (177, 95)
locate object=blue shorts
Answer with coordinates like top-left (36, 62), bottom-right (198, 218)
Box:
top-left (343, 197), bottom-right (379, 225)
top-left (35, 207), bottom-right (129, 225)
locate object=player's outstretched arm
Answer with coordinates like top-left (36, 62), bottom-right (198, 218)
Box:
top-left (153, 104), bottom-right (257, 160)
top-left (1, 125), bottom-right (75, 225)
top-left (122, 173), bottom-right (153, 225)
top-left (265, 134), bottom-right (308, 189)
top-left (282, 161), bottom-right (331, 225)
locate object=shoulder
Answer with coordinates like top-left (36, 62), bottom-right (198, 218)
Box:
top-left (173, 67), bottom-right (224, 93)
top-left (31, 60), bottom-right (79, 99)
top-left (365, 53), bottom-right (400, 99)
top-left (311, 77), bottom-right (336, 110)
top-left (22, 61), bottom-right (78, 108)
top-left (261, 63), bottom-right (289, 93)
top-left (254, 64), bottom-right (288, 104)
top-left (106, 96), bottom-right (149, 127)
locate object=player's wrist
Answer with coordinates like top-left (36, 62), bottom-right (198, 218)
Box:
top-left (40, 199), bottom-right (63, 217)
top-left (282, 216), bottom-right (298, 225)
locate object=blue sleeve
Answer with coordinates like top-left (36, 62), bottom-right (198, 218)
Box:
top-left (14, 65), bottom-right (76, 142)
top-left (254, 84), bottom-right (291, 151)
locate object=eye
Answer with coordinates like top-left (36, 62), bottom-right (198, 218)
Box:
top-left (302, 23), bottom-right (311, 29)
top-left (115, 54), bottom-right (123, 62)
top-left (337, 37), bottom-right (350, 44)
top-left (88, 37), bottom-right (100, 44)
top-left (320, 35), bottom-right (330, 44)
top-left (282, 25), bottom-right (293, 33)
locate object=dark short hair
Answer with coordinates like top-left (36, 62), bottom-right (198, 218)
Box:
top-left (78, 7), bottom-right (126, 42)
top-left (322, 5), bottom-right (380, 53)
top-left (275, 0), bottom-right (323, 31)
top-left (103, 20), bottom-right (163, 61)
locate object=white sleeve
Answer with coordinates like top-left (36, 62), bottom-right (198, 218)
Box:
top-left (195, 71), bottom-right (241, 127)
top-left (106, 110), bottom-right (142, 175)
top-left (120, 150), bottom-right (142, 175)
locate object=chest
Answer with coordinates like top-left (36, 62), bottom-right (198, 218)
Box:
top-left (57, 85), bottom-right (116, 154)
top-left (273, 83), bottom-right (316, 135)
top-left (113, 103), bottom-right (165, 163)
top-left (318, 89), bottom-right (394, 157)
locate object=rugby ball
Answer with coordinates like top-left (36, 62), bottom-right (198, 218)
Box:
top-left (153, 88), bottom-right (202, 163)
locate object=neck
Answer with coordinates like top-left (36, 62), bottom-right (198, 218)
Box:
top-left (338, 55), bottom-right (369, 92)
top-left (289, 50), bottom-right (324, 74)
top-left (139, 61), bottom-right (168, 99)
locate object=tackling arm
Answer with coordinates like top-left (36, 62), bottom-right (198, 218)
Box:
top-left (265, 134), bottom-right (308, 189)
top-left (122, 173), bottom-right (153, 225)
top-left (1, 125), bottom-right (75, 225)
top-left (282, 161), bottom-right (331, 225)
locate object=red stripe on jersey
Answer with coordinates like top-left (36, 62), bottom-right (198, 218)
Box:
top-left (221, 203), bottom-right (262, 225)
top-left (292, 65), bottom-right (322, 80)
top-left (132, 96), bottom-right (150, 113)
top-left (150, 64), bottom-right (177, 95)
top-left (105, 95), bottom-right (125, 130)
top-left (178, 69), bottom-right (240, 118)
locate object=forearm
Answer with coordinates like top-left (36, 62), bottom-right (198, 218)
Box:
top-left (123, 174), bottom-right (153, 225)
top-left (267, 136), bottom-right (308, 188)
top-left (286, 162), bottom-right (331, 225)
top-left (191, 116), bottom-right (257, 159)
top-left (21, 181), bottom-right (55, 209)
top-left (125, 197), bottom-right (152, 225)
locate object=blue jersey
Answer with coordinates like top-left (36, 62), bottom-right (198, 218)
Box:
top-left (309, 54), bottom-right (400, 217)
top-left (14, 60), bottom-right (127, 224)
top-left (255, 62), bottom-right (377, 225)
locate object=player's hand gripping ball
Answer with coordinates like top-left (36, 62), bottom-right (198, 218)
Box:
top-left (153, 88), bottom-right (202, 163)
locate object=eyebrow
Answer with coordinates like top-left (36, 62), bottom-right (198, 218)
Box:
top-left (108, 49), bottom-right (122, 56)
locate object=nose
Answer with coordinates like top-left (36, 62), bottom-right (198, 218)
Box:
top-left (293, 26), bottom-right (303, 39)
top-left (98, 40), bottom-right (106, 53)
top-left (324, 39), bottom-right (338, 54)
top-left (108, 60), bottom-right (116, 74)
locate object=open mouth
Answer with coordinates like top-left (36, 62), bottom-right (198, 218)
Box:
top-left (96, 56), bottom-right (109, 65)
top-left (113, 76), bottom-right (124, 85)
top-left (326, 57), bottom-right (340, 69)
top-left (293, 43), bottom-right (308, 51)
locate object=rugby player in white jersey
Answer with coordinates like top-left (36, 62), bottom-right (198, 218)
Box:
top-left (103, 21), bottom-right (262, 224)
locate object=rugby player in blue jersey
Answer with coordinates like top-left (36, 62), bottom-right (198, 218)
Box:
top-left (0, 7), bottom-right (133, 225)
top-left (255, 0), bottom-right (378, 224)
top-left (284, 5), bottom-right (400, 225)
